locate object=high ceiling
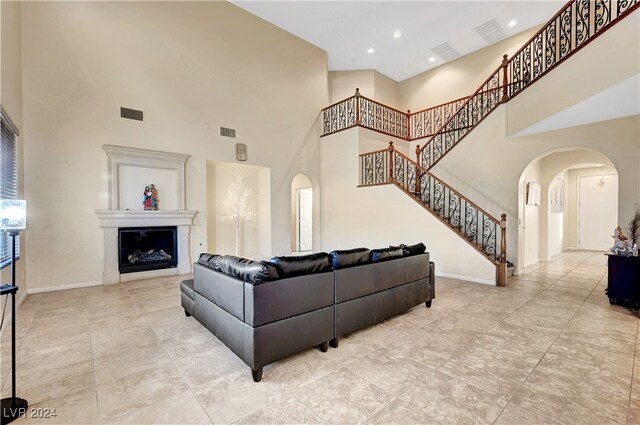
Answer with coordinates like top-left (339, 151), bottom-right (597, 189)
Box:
top-left (232, 1), bottom-right (565, 81)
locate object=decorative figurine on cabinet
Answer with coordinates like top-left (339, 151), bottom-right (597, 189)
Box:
top-left (610, 225), bottom-right (629, 255)
top-left (143, 184), bottom-right (159, 210)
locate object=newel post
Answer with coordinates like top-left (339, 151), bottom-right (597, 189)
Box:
top-left (355, 88), bottom-right (361, 125)
top-left (501, 54), bottom-right (509, 100)
top-left (407, 110), bottom-right (411, 140)
top-left (415, 144), bottom-right (421, 194)
top-left (388, 141), bottom-right (394, 183)
top-left (496, 213), bottom-right (507, 287)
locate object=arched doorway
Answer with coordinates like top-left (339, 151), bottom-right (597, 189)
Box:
top-left (291, 173), bottom-right (313, 252)
top-left (516, 147), bottom-right (618, 274)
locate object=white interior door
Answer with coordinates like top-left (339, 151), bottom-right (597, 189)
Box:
top-left (578, 174), bottom-right (618, 251)
top-left (296, 188), bottom-right (312, 251)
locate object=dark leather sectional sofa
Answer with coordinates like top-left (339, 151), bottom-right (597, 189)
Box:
top-left (180, 244), bottom-right (435, 382)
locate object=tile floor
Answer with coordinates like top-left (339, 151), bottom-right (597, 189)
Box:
top-left (0, 250), bottom-right (638, 424)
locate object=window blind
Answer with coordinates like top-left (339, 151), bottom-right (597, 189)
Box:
top-left (1, 117), bottom-right (19, 269)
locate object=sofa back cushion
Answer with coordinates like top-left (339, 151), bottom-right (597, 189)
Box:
top-left (401, 243), bottom-right (426, 257)
top-left (371, 247), bottom-right (404, 262)
top-left (269, 252), bottom-right (331, 278)
top-left (330, 248), bottom-right (371, 270)
top-left (198, 253), bottom-right (221, 270)
top-left (217, 255), bottom-right (279, 284)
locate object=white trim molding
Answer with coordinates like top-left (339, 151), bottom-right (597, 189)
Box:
top-left (102, 145), bottom-right (190, 210)
top-left (96, 145), bottom-right (197, 285)
top-left (435, 272), bottom-right (495, 286)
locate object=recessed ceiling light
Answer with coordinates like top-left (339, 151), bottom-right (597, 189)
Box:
top-left (428, 57), bottom-right (436, 63)
top-left (508, 20), bottom-right (518, 27)
top-left (367, 47), bottom-right (375, 54)
top-left (393, 31), bottom-right (402, 39)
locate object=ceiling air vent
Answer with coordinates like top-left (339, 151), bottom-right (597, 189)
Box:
top-left (474, 19), bottom-right (508, 44)
top-left (220, 127), bottom-right (236, 138)
top-left (120, 107), bottom-right (143, 121)
top-left (431, 42), bottom-right (461, 62)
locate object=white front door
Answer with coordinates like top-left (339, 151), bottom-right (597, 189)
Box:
top-left (578, 174), bottom-right (618, 251)
top-left (296, 188), bottom-right (312, 252)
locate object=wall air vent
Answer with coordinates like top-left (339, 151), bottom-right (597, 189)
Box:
top-left (474, 19), bottom-right (508, 44)
top-left (431, 42), bottom-right (461, 62)
top-left (220, 127), bottom-right (236, 138)
top-left (120, 107), bottom-right (143, 121)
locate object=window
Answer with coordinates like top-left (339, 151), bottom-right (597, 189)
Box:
top-left (1, 107), bottom-right (20, 269)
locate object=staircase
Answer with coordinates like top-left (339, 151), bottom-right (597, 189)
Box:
top-left (323, 0), bottom-right (639, 285)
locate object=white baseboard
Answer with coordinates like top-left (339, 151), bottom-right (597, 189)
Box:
top-left (435, 272), bottom-right (494, 286)
top-left (27, 280), bottom-right (103, 294)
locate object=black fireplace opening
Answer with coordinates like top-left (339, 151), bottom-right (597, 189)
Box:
top-left (118, 226), bottom-right (178, 274)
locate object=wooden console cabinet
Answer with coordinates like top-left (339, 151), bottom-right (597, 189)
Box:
top-left (606, 253), bottom-right (640, 307)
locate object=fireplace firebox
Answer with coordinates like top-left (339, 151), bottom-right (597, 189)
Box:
top-left (118, 226), bottom-right (178, 273)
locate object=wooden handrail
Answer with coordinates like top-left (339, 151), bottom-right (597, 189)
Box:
top-left (321, 95), bottom-right (356, 113)
top-left (417, 62), bottom-right (503, 156)
top-left (393, 149), bottom-right (501, 224)
top-left (410, 94), bottom-right (470, 116)
top-left (359, 95), bottom-right (410, 116)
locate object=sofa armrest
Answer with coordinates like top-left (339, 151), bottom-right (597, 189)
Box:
top-left (194, 263), bottom-right (245, 321)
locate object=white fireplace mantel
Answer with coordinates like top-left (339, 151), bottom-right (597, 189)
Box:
top-left (96, 145), bottom-right (197, 285)
top-left (96, 210), bottom-right (197, 228)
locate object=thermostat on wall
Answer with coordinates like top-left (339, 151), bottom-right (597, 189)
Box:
top-left (236, 143), bottom-right (247, 161)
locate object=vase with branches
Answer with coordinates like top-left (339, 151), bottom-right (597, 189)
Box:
top-left (224, 175), bottom-right (256, 256)
top-left (627, 207), bottom-right (640, 247)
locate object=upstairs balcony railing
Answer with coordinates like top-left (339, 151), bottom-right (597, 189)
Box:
top-left (324, 0), bottom-right (639, 168)
top-left (322, 89), bottom-right (470, 141)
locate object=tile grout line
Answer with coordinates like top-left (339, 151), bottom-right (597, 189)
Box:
top-left (627, 315), bottom-right (640, 425)
top-left (491, 251), bottom-right (611, 425)
top-left (135, 281), bottom-right (218, 425)
top-left (88, 314), bottom-right (103, 425)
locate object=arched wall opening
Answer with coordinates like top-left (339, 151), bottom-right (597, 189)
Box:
top-left (516, 147), bottom-right (618, 274)
top-left (291, 173), bottom-right (314, 253)
top-left (206, 160), bottom-right (272, 258)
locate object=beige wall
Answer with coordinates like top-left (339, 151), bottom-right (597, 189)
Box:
top-left (399, 27), bottom-right (539, 111)
top-left (20, 1), bottom-right (328, 290)
top-left (1, 1), bottom-right (26, 301)
top-left (328, 70), bottom-right (373, 104)
top-left (507, 14), bottom-right (640, 136)
top-left (321, 128), bottom-right (496, 284)
top-left (328, 69), bottom-right (400, 106)
top-left (372, 71), bottom-right (400, 107)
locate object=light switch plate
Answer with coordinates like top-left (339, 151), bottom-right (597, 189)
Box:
top-left (236, 143), bottom-right (247, 161)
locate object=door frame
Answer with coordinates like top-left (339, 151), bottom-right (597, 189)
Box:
top-left (295, 187), bottom-right (312, 252)
top-left (577, 173), bottom-right (617, 250)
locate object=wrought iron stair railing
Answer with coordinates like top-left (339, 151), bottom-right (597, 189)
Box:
top-left (334, 0), bottom-right (638, 285)
top-left (417, 0), bottom-right (639, 169)
top-left (325, 0), bottom-right (639, 168)
top-left (359, 142), bottom-right (508, 284)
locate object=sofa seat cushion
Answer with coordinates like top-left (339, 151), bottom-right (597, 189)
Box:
top-left (217, 255), bottom-right (279, 284)
top-left (198, 253), bottom-right (221, 270)
top-left (180, 278), bottom-right (195, 300)
top-left (371, 247), bottom-right (404, 262)
top-left (269, 252), bottom-right (331, 278)
top-left (330, 248), bottom-right (371, 269)
top-left (401, 243), bottom-right (426, 256)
